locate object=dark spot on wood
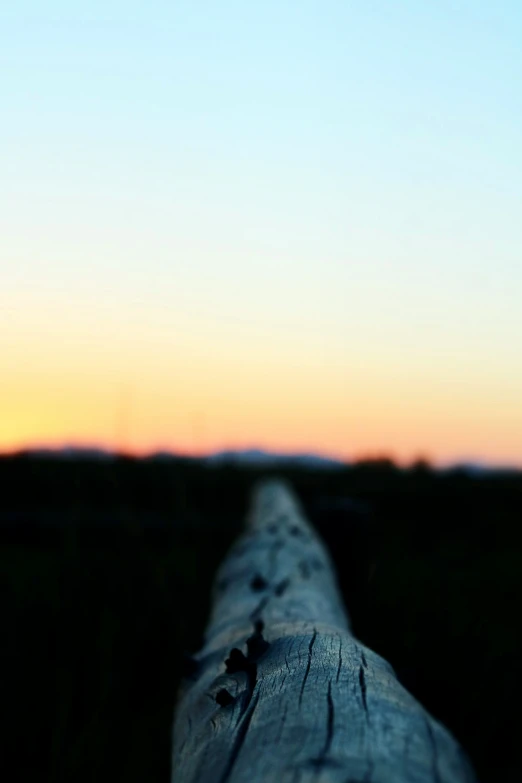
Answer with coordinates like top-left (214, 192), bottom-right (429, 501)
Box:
top-left (246, 621), bottom-right (270, 660)
top-left (311, 557), bottom-right (324, 571)
top-left (275, 578), bottom-right (290, 597)
top-left (267, 524), bottom-right (278, 534)
top-left (250, 574), bottom-right (268, 591)
top-left (216, 688), bottom-right (235, 707)
top-left (225, 648), bottom-right (248, 674)
top-left (290, 525), bottom-right (302, 536)
top-left (224, 623), bottom-right (269, 702)
top-left (278, 702), bottom-right (288, 732)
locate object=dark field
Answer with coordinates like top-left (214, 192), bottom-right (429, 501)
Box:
top-left (1, 454), bottom-right (521, 782)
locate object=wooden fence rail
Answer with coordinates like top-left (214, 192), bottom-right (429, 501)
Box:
top-left (172, 480), bottom-right (476, 783)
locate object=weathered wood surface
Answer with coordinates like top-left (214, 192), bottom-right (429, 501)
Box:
top-left (172, 481), bottom-right (476, 783)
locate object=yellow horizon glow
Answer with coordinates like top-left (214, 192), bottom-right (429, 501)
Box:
top-left (2, 331), bottom-right (521, 466)
top-left (2, 291), bottom-right (521, 467)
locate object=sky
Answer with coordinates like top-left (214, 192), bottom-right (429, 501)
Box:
top-left (1, 1), bottom-right (521, 465)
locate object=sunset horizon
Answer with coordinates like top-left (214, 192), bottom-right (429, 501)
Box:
top-left (3, 1), bottom-right (521, 470)
top-left (2, 436), bottom-right (521, 470)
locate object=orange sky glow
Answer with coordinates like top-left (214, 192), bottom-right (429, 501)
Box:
top-left (3, 4), bottom-right (522, 467)
top-left (2, 298), bottom-right (521, 466)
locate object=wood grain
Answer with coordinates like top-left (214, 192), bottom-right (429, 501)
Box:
top-left (172, 480), bottom-right (476, 783)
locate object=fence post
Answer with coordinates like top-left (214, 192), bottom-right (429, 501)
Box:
top-left (172, 480), bottom-right (475, 783)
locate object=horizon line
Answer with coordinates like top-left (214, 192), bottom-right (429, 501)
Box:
top-left (1, 442), bottom-right (521, 472)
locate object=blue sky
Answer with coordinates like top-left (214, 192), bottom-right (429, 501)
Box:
top-left (2, 1), bottom-right (522, 462)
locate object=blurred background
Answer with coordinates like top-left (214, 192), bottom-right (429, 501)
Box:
top-left (1, 2), bottom-right (521, 781)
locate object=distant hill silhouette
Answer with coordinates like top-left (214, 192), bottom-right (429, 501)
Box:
top-left (203, 448), bottom-right (345, 469)
top-left (5, 446), bottom-right (520, 476)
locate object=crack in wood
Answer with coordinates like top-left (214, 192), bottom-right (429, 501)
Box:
top-left (224, 623), bottom-right (270, 712)
top-left (359, 665), bottom-right (368, 714)
top-left (217, 690), bottom-right (260, 783)
top-left (217, 622), bottom-right (273, 780)
top-left (336, 638), bottom-right (343, 683)
top-left (299, 630), bottom-right (317, 706)
top-left (322, 680), bottom-right (335, 759)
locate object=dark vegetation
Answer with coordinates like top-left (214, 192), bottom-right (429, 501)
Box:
top-left (1, 453), bottom-right (521, 782)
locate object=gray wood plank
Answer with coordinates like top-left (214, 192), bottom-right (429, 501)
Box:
top-left (172, 480), bottom-right (476, 783)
